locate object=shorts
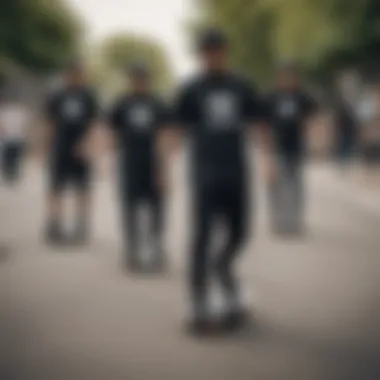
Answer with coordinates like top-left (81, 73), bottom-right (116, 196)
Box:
top-left (49, 153), bottom-right (91, 193)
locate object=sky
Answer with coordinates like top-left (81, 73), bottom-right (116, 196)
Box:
top-left (68, 0), bottom-right (196, 78)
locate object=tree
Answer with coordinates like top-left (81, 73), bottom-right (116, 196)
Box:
top-left (90, 33), bottom-right (174, 100)
top-left (196, 0), bottom-right (380, 86)
top-left (0, 0), bottom-right (82, 74)
top-left (196, 0), bottom-right (276, 87)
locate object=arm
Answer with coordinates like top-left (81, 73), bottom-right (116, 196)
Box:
top-left (74, 92), bottom-right (101, 159)
top-left (106, 99), bottom-right (123, 153)
top-left (243, 84), bottom-right (276, 183)
top-left (156, 98), bottom-right (184, 192)
top-left (40, 94), bottom-right (57, 159)
top-left (157, 86), bottom-right (192, 192)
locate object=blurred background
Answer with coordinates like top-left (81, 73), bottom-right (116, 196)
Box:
top-left (1, 0), bottom-right (380, 171)
top-left (1, 0), bottom-right (380, 379)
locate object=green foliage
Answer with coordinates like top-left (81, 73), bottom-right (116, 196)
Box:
top-left (0, 0), bottom-right (82, 73)
top-left (197, 0), bottom-right (380, 86)
top-left (90, 33), bottom-right (174, 100)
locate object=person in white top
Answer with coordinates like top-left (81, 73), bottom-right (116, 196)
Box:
top-left (358, 86), bottom-right (380, 168)
top-left (0, 100), bottom-right (30, 183)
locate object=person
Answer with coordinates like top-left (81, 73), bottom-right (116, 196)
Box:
top-left (0, 99), bottom-right (30, 184)
top-left (44, 61), bottom-right (98, 244)
top-left (164, 28), bottom-right (265, 334)
top-left (357, 84), bottom-right (380, 171)
top-left (264, 62), bottom-right (316, 235)
top-left (333, 72), bottom-right (359, 172)
top-left (108, 62), bottom-right (170, 273)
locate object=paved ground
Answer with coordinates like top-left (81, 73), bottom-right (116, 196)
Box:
top-left (1, 156), bottom-right (380, 380)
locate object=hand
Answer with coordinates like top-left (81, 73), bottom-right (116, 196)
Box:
top-left (156, 171), bottom-right (170, 194)
top-left (74, 141), bottom-right (88, 160)
top-left (264, 159), bottom-right (277, 184)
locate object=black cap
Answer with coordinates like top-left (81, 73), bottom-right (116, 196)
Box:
top-left (128, 61), bottom-right (150, 79)
top-left (198, 28), bottom-right (228, 52)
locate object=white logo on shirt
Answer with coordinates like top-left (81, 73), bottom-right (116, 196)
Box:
top-left (128, 105), bottom-right (153, 130)
top-left (63, 98), bottom-right (84, 121)
top-left (205, 92), bottom-right (237, 129)
top-left (277, 97), bottom-right (299, 118)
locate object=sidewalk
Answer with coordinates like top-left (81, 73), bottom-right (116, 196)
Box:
top-left (351, 166), bottom-right (380, 190)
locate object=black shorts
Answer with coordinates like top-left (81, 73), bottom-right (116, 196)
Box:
top-left (119, 155), bottom-right (159, 201)
top-left (193, 171), bottom-right (249, 236)
top-left (49, 154), bottom-right (91, 193)
top-left (363, 143), bottom-right (380, 166)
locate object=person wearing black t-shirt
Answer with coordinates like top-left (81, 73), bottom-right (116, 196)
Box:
top-left (168, 29), bottom-right (264, 334)
top-left (109, 63), bottom-right (170, 273)
top-left (265, 63), bottom-right (316, 235)
top-left (45, 62), bottom-right (98, 244)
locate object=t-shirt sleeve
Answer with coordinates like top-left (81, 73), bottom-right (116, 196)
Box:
top-left (45, 92), bottom-right (58, 123)
top-left (156, 99), bottom-right (173, 127)
top-left (241, 81), bottom-right (266, 123)
top-left (302, 93), bottom-right (317, 118)
top-left (87, 91), bottom-right (99, 121)
top-left (174, 83), bottom-right (196, 128)
top-left (260, 93), bottom-right (274, 123)
top-left (108, 99), bottom-right (124, 131)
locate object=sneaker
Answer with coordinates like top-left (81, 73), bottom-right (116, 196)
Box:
top-left (185, 317), bottom-right (220, 337)
top-left (124, 254), bottom-right (142, 273)
top-left (45, 222), bottom-right (65, 245)
top-left (220, 308), bottom-right (252, 333)
top-left (150, 252), bottom-right (168, 274)
top-left (71, 228), bottom-right (89, 245)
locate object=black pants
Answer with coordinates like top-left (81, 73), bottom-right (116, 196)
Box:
top-left (190, 173), bottom-right (248, 313)
top-left (335, 135), bottom-right (356, 169)
top-left (363, 142), bottom-right (380, 167)
top-left (49, 153), bottom-right (91, 194)
top-left (2, 142), bottom-right (25, 183)
top-left (269, 154), bottom-right (304, 231)
top-left (119, 159), bottom-right (163, 265)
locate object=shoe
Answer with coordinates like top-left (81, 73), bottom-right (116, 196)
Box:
top-left (124, 255), bottom-right (142, 273)
top-left (220, 308), bottom-right (252, 333)
top-left (45, 222), bottom-right (65, 245)
top-left (71, 228), bottom-right (89, 245)
top-left (185, 317), bottom-right (221, 337)
top-left (150, 253), bottom-right (168, 274)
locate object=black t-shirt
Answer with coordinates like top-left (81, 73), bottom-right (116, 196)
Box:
top-left (334, 97), bottom-right (357, 142)
top-left (175, 72), bottom-right (262, 177)
top-left (265, 90), bottom-right (315, 156)
top-left (109, 93), bottom-right (170, 165)
top-left (46, 86), bottom-right (98, 154)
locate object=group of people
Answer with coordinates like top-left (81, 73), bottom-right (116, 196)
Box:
top-left (40, 28), bottom-right (316, 335)
top-left (333, 72), bottom-right (380, 172)
top-left (0, 100), bottom-right (29, 184)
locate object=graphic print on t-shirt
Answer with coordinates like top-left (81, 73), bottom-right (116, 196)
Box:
top-left (204, 91), bottom-right (238, 129)
top-left (62, 97), bottom-right (84, 122)
top-left (277, 96), bottom-right (298, 119)
top-left (127, 104), bottom-right (153, 131)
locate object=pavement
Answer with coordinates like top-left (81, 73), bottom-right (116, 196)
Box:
top-left (1, 156), bottom-right (380, 380)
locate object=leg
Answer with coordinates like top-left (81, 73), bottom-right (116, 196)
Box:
top-left (287, 159), bottom-right (305, 234)
top-left (148, 186), bottom-right (166, 269)
top-left (46, 157), bottom-right (67, 243)
top-left (2, 143), bottom-right (14, 183)
top-left (293, 161), bottom-right (305, 233)
top-left (123, 194), bottom-right (140, 269)
top-left (215, 181), bottom-right (248, 314)
top-left (12, 143), bottom-right (25, 182)
top-left (72, 159), bottom-right (92, 243)
top-left (189, 185), bottom-right (214, 322)
top-left (269, 158), bottom-right (287, 233)
top-left (119, 156), bottom-right (143, 270)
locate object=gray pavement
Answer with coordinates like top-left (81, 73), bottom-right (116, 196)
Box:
top-left (1, 158), bottom-right (380, 380)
